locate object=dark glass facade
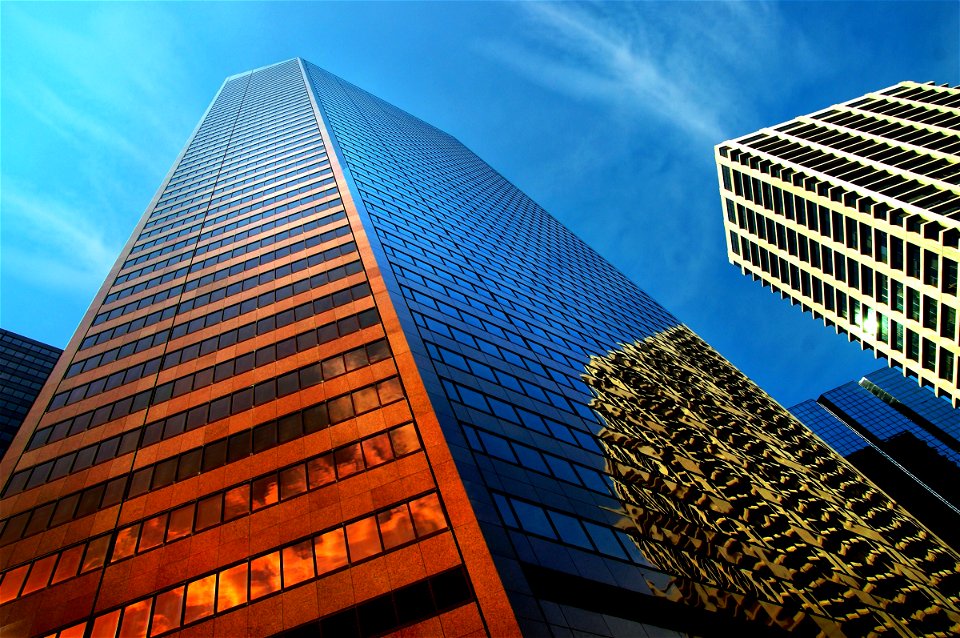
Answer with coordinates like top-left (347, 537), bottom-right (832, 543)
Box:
top-left (790, 367), bottom-right (960, 550)
top-left (1, 59), bottom-right (958, 638)
top-left (0, 330), bottom-right (62, 461)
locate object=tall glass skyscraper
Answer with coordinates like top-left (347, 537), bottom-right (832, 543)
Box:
top-left (715, 81), bottom-right (960, 404)
top-left (790, 366), bottom-right (960, 549)
top-left (1, 60), bottom-right (958, 638)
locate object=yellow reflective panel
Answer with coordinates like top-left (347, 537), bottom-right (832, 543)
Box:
top-left (118, 599), bottom-right (152, 638)
top-left (346, 516), bottom-right (381, 562)
top-left (377, 505), bottom-right (416, 550)
top-left (149, 586), bottom-right (184, 636)
top-left (183, 574), bottom-right (216, 625)
top-left (249, 552), bottom-right (281, 599)
top-left (216, 563), bottom-right (248, 612)
top-left (282, 539), bottom-right (316, 586)
top-left (409, 494), bottom-right (447, 536)
top-left (314, 529), bottom-right (348, 575)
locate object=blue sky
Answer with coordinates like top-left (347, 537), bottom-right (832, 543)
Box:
top-left (1, 1), bottom-right (957, 407)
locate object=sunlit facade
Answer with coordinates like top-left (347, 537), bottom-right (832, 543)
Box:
top-left (1, 60), bottom-right (958, 638)
top-left (716, 81), bottom-right (960, 404)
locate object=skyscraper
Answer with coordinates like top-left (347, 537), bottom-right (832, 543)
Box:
top-left (1, 60), bottom-right (958, 638)
top-left (715, 81), bottom-right (960, 404)
top-left (0, 330), bottom-right (62, 460)
top-left (790, 366), bottom-right (960, 549)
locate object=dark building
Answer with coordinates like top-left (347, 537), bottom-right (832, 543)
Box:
top-left (1, 60), bottom-right (958, 638)
top-left (791, 367), bottom-right (960, 549)
top-left (0, 330), bottom-right (62, 460)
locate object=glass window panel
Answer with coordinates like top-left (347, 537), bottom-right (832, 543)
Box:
top-left (282, 539), bottom-right (316, 586)
top-left (547, 511), bottom-right (593, 549)
top-left (321, 356), bottom-right (346, 379)
top-left (334, 444), bottom-right (363, 478)
top-left (216, 563), bottom-right (248, 612)
top-left (59, 622), bottom-right (87, 638)
top-left (150, 586), bottom-right (184, 636)
top-left (82, 535), bottom-right (110, 572)
top-left (376, 378), bottom-right (404, 404)
top-left (0, 565), bottom-right (29, 604)
top-left (377, 505), bottom-right (416, 550)
top-left (52, 544), bottom-right (85, 584)
top-left (118, 599), bottom-right (152, 638)
top-left (279, 465), bottom-right (308, 500)
top-left (343, 348), bottom-right (368, 371)
top-left (166, 504), bottom-right (195, 541)
top-left (361, 434), bottom-right (393, 467)
top-left (409, 494), bottom-right (447, 537)
top-left (251, 476), bottom-right (279, 510)
top-left (303, 404), bottom-right (329, 433)
top-left (21, 555), bottom-right (57, 595)
top-left (112, 524), bottom-right (141, 562)
top-left (388, 424), bottom-right (420, 456)
top-left (346, 517), bottom-right (381, 562)
top-left (249, 552), bottom-right (281, 600)
top-left (352, 387), bottom-right (379, 414)
top-left (307, 454), bottom-right (335, 488)
top-left (91, 609), bottom-right (121, 638)
top-left (327, 396), bottom-right (354, 423)
top-left (183, 574), bottom-right (216, 624)
top-left (224, 484), bottom-right (251, 521)
top-left (138, 515), bottom-right (167, 552)
top-left (314, 529), bottom-right (348, 575)
top-left (195, 494), bottom-right (223, 531)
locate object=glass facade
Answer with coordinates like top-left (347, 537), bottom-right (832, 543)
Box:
top-left (0, 330), bottom-right (62, 461)
top-left (1, 60), bottom-right (958, 638)
top-left (790, 367), bottom-right (960, 550)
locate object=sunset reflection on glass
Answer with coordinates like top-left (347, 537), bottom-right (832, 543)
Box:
top-left (409, 493), bottom-right (446, 536)
top-left (138, 515), bottom-right (166, 552)
top-left (313, 529), bottom-right (347, 574)
top-left (307, 454), bottom-right (335, 488)
top-left (388, 424), bottom-right (419, 455)
top-left (118, 599), bottom-right (151, 638)
top-left (251, 476), bottom-right (279, 510)
top-left (361, 433), bottom-right (393, 467)
top-left (282, 539), bottom-right (315, 586)
top-left (223, 484), bottom-right (250, 521)
top-left (184, 573), bottom-right (216, 624)
top-left (112, 524), bottom-right (140, 562)
top-left (249, 552), bottom-right (281, 599)
top-left (279, 465), bottom-right (307, 500)
top-left (150, 586), bottom-right (184, 636)
top-left (216, 563), bottom-right (247, 612)
top-left (166, 504), bottom-right (194, 541)
top-left (346, 516), bottom-right (381, 561)
top-left (335, 443), bottom-right (363, 478)
top-left (377, 505), bottom-right (415, 549)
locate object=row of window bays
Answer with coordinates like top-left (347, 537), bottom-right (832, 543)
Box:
top-left (719, 155), bottom-right (960, 298)
top-left (732, 229), bottom-right (957, 385)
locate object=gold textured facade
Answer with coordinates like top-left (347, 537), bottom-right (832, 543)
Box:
top-left (584, 325), bottom-right (960, 637)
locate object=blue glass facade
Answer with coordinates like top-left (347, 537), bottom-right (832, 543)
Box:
top-left (0, 330), bottom-right (61, 461)
top-left (790, 368), bottom-right (960, 550)
top-left (304, 62), bottom-right (696, 636)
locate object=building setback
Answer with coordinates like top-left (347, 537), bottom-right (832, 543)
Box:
top-left (715, 81), bottom-right (960, 404)
top-left (0, 330), bottom-right (62, 461)
top-left (790, 366), bottom-right (960, 550)
top-left (0, 60), bottom-right (958, 638)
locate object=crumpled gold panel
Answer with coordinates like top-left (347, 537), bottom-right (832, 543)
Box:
top-left (583, 325), bottom-right (960, 637)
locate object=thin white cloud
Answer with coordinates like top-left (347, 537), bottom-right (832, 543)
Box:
top-left (480, 2), bottom-right (794, 143)
top-left (1, 182), bottom-right (121, 295)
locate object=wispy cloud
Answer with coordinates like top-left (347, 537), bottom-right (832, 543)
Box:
top-left (479, 2), bottom-right (794, 143)
top-left (1, 181), bottom-right (121, 295)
